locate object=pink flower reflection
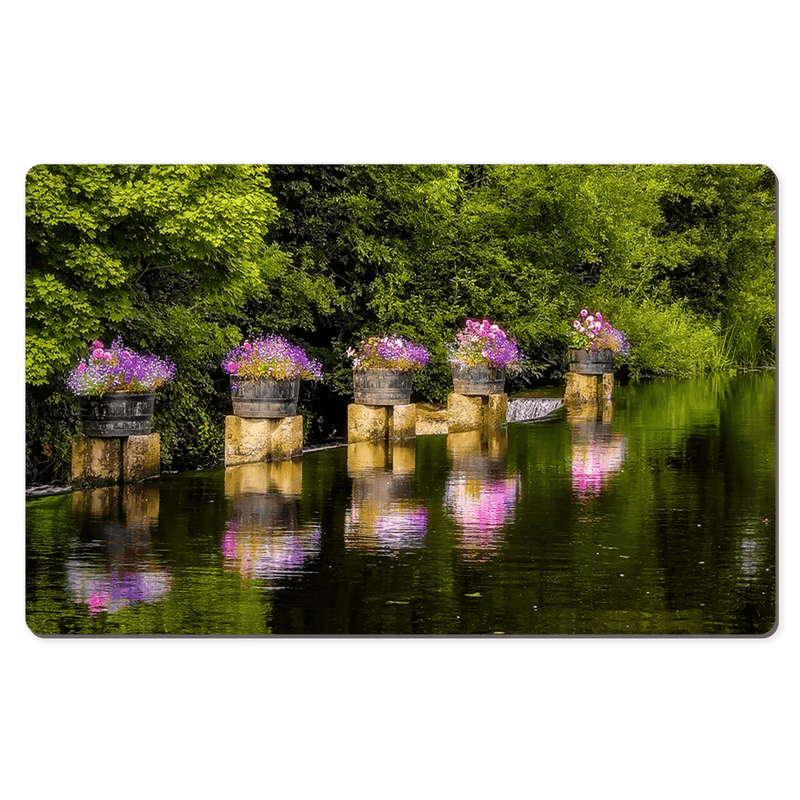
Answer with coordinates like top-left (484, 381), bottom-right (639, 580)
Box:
top-left (345, 502), bottom-right (428, 553)
top-left (374, 505), bottom-right (428, 547)
top-left (221, 520), bottom-right (321, 581)
top-left (66, 561), bottom-right (172, 615)
top-left (222, 520), bottom-right (237, 559)
top-left (570, 436), bottom-right (626, 500)
top-left (444, 476), bottom-right (519, 562)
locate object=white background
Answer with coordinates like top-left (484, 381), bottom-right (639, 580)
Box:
top-left (3, 2), bottom-right (796, 798)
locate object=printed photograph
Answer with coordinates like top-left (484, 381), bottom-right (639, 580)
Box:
top-left (25, 164), bottom-right (777, 635)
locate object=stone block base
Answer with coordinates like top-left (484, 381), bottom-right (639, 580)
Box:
top-left (72, 437), bottom-right (122, 486)
top-left (224, 415), bottom-right (303, 467)
top-left (447, 393), bottom-right (484, 433)
top-left (123, 434), bottom-right (161, 482)
top-left (447, 392), bottom-right (508, 433)
top-left (415, 403), bottom-right (448, 435)
top-left (485, 393), bottom-right (508, 428)
top-left (348, 403), bottom-right (419, 443)
top-left (564, 372), bottom-right (614, 405)
top-left (72, 433), bottom-right (161, 486)
top-left (388, 403), bottom-right (417, 441)
top-left (347, 404), bottom-right (389, 443)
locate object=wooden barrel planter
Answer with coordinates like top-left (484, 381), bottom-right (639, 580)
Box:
top-left (353, 369), bottom-right (413, 405)
top-left (79, 392), bottom-right (155, 437)
top-left (231, 378), bottom-right (300, 418)
top-left (451, 363), bottom-right (505, 395)
top-left (569, 348), bottom-right (614, 375)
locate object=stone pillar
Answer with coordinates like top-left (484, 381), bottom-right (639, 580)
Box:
top-left (564, 372), bottom-right (614, 405)
top-left (602, 372), bottom-right (614, 402)
top-left (347, 404), bottom-right (390, 443)
top-left (564, 373), bottom-right (598, 404)
top-left (415, 403), bottom-right (448, 435)
top-left (388, 403), bottom-right (417, 441)
top-left (270, 415), bottom-right (304, 461)
top-left (72, 433), bottom-right (162, 486)
top-left (122, 434), bottom-right (161, 482)
top-left (447, 392), bottom-right (484, 433)
top-left (224, 414), bottom-right (303, 467)
top-left (72, 437), bottom-right (122, 486)
top-left (484, 393), bottom-right (508, 428)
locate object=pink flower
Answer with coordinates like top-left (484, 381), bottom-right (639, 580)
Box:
top-left (580, 309), bottom-right (588, 318)
top-left (77, 363), bottom-right (86, 372)
top-left (92, 348), bottom-right (104, 359)
top-left (226, 361), bottom-right (238, 373)
top-left (87, 591), bottom-right (108, 614)
top-left (91, 340), bottom-right (104, 349)
top-left (573, 320), bottom-right (581, 329)
top-left (596, 312), bottom-right (603, 322)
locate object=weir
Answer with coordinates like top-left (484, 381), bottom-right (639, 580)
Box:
top-left (505, 397), bottom-right (564, 423)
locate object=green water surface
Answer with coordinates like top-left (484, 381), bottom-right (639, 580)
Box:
top-left (26, 373), bottom-right (776, 635)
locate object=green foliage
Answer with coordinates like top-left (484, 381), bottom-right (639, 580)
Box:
top-left (25, 165), bottom-right (327, 480)
top-left (648, 164), bottom-right (776, 365)
top-left (26, 164), bottom-right (776, 484)
top-left (598, 297), bottom-right (728, 378)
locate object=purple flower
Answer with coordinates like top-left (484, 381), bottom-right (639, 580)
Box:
top-left (449, 319), bottom-right (521, 373)
top-left (568, 309), bottom-right (630, 356)
top-left (351, 335), bottom-right (430, 372)
top-left (67, 338), bottom-right (176, 396)
top-left (222, 335), bottom-right (323, 382)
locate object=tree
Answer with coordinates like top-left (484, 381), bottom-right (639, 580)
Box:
top-left (25, 165), bottom-right (319, 481)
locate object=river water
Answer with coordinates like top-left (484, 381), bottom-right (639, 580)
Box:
top-left (26, 372), bottom-right (776, 635)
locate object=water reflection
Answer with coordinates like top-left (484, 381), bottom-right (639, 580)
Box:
top-left (568, 404), bottom-right (627, 501)
top-left (222, 461), bottom-right (320, 585)
top-left (25, 373), bottom-right (775, 635)
top-left (344, 441), bottom-right (428, 553)
top-left (444, 430), bottom-right (519, 563)
top-left (66, 484), bottom-right (171, 615)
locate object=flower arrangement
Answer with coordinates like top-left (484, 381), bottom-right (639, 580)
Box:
top-left (67, 339), bottom-right (176, 396)
top-left (348, 335), bottom-right (431, 372)
top-left (448, 318), bottom-right (521, 373)
top-left (222, 336), bottom-right (323, 389)
top-left (569, 309), bottom-right (630, 355)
